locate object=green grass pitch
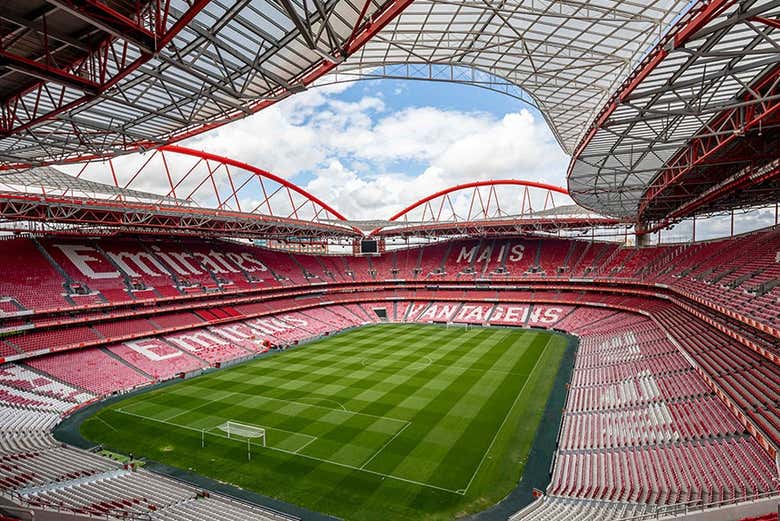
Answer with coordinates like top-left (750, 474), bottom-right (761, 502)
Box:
top-left (81, 324), bottom-right (569, 520)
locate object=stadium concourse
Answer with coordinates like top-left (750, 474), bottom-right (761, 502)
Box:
top-left (0, 233), bottom-right (778, 519)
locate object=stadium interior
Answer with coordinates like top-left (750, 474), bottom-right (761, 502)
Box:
top-left (0, 0), bottom-right (779, 520)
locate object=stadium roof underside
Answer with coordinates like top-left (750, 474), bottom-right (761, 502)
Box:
top-left (0, 166), bottom-right (187, 204)
top-left (568, 0), bottom-right (780, 227)
top-left (0, 0), bottom-right (690, 168)
top-left (336, 0), bottom-right (690, 154)
top-left (0, 0), bottom-right (411, 168)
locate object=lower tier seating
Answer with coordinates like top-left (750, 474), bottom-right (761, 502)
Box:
top-left (510, 496), bottom-right (658, 521)
top-left (0, 290), bottom-right (775, 521)
top-left (511, 304), bottom-right (779, 519)
top-left (26, 349), bottom-right (151, 395)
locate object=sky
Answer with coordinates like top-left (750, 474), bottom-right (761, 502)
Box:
top-left (65, 76), bottom-right (775, 242)
top-left (175, 78), bottom-right (572, 221)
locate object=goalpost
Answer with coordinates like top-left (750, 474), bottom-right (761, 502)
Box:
top-left (215, 421), bottom-right (266, 460)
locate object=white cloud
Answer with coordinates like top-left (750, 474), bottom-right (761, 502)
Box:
top-left (299, 106), bottom-right (569, 219)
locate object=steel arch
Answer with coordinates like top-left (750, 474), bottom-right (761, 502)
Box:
top-left (0, 145), bottom-right (363, 238)
top-left (385, 180), bottom-right (569, 222)
top-left (369, 179), bottom-right (621, 237)
top-left (158, 145), bottom-right (348, 222)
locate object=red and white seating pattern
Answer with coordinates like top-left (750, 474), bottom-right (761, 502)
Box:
top-left (0, 365), bottom-right (93, 403)
top-left (560, 396), bottom-right (743, 450)
top-left (0, 232), bottom-right (778, 332)
top-left (108, 339), bottom-right (206, 380)
top-left (567, 370), bottom-right (711, 411)
top-left (0, 385), bottom-right (75, 413)
top-left (27, 349), bottom-right (150, 395)
top-left (411, 301), bottom-right (463, 322)
top-left (19, 466), bottom-right (292, 520)
top-left (0, 406), bottom-right (58, 454)
top-left (653, 305), bottom-right (780, 446)
top-left (575, 328), bottom-right (676, 369)
top-left (0, 446), bottom-right (117, 489)
top-left (164, 330), bottom-right (251, 365)
top-left (488, 304), bottom-right (572, 327)
top-left (570, 353), bottom-right (691, 387)
top-left (508, 306), bottom-right (780, 520)
top-left (451, 302), bottom-right (495, 324)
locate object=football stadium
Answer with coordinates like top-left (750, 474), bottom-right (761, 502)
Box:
top-left (0, 1), bottom-right (779, 520)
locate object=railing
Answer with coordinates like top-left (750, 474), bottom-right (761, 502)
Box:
top-left (6, 489), bottom-right (150, 520)
top-left (619, 491), bottom-right (780, 520)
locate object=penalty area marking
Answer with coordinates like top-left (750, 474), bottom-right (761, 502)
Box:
top-left (359, 421), bottom-right (411, 470)
top-left (292, 396), bottom-right (347, 412)
top-left (94, 415), bottom-right (117, 432)
top-left (112, 408), bottom-right (461, 495)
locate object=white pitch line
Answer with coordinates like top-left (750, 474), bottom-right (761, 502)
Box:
top-left (294, 436), bottom-right (318, 454)
top-left (461, 336), bottom-right (553, 495)
top-left (163, 393), bottom-right (230, 423)
top-left (359, 421), bottom-right (412, 470)
top-left (293, 396), bottom-right (347, 412)
top-left (95, 415), bottom-right (117, 432)
top-left (113, 408), bottom-right (461, 495)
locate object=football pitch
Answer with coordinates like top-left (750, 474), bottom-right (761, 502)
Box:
top-left (80, 324), bottom-right (570, 520)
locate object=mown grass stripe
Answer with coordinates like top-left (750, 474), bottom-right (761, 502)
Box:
top-left (80, 324), bottom-right (570, 521)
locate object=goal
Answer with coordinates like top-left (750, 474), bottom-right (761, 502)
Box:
top-left (217, 420), bottom-right (266, 447)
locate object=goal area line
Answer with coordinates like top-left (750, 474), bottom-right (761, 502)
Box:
top-left (112, 408), bottom-right (461, 495)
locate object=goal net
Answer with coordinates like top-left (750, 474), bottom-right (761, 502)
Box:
top-left (217, 421), bottom-right (266, 446)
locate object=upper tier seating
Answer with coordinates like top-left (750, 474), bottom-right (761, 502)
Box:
top-left (1, 231), bottom-right (778, 330)
top-left (5, 326), bottom-right (100, 354)
top-left (0, 239), bottom-right (68, 313)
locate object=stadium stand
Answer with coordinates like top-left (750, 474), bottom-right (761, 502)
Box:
top-left (27, 349), bottom-right (151, 395)
top-left (1, 232), bottom-right (779, 520)
top-left (4, 0), bottom-right (776, 517)
top-left (0, 365), bottom-right (93, 403)
top-left (164, 330), bottom-right (252, 365)
top-left (108, 339), bottom-right (207, 380)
